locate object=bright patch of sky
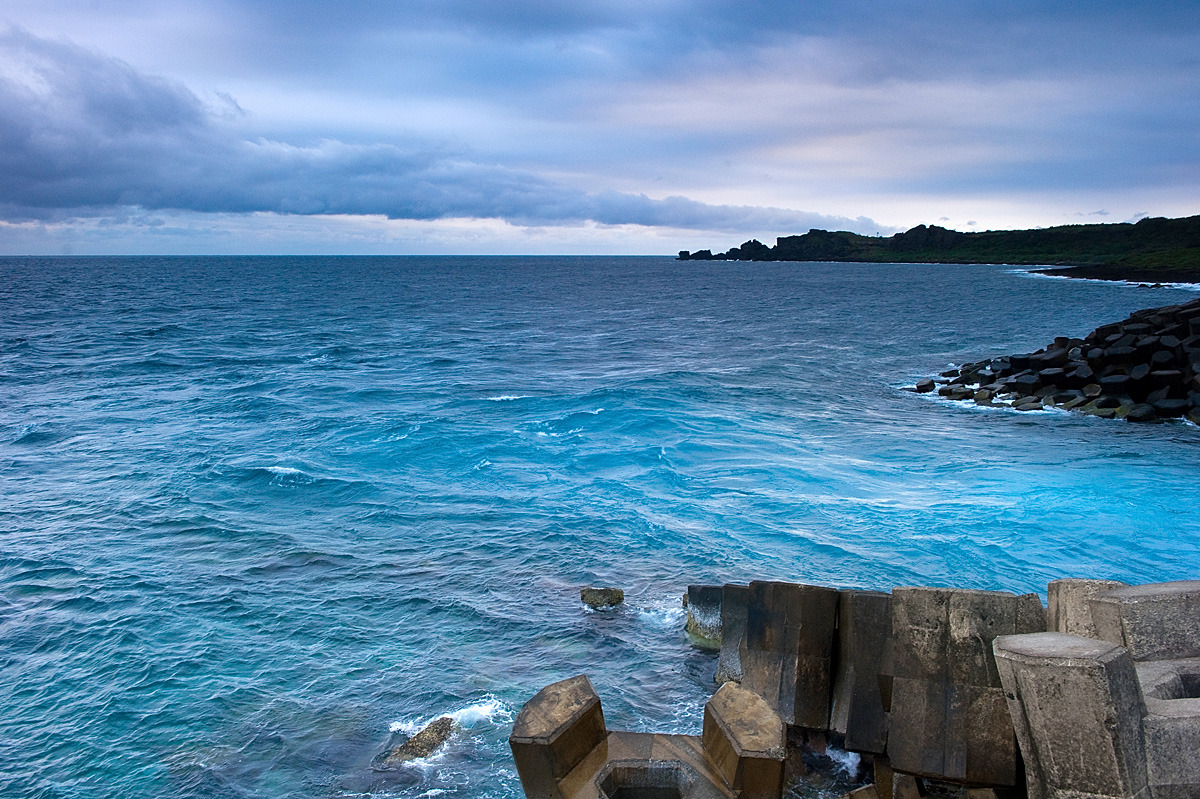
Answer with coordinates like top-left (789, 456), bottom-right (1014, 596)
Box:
top-left (1, 1), bottom-right (1198, 254)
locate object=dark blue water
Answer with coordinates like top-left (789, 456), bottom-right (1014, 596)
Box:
top-left (2, 256), bottom-right (1198, 799)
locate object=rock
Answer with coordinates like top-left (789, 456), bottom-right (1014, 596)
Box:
top-left (378, 716), bottom-right (456, 768)
top-left (581, 587), bottom-right (624, 609)
top-left (915, 378), bottom-right (936, 393)
top-left (939, 385), bottom-right (974, 400)
top-left (928, 298), bottom-right (1200, 426)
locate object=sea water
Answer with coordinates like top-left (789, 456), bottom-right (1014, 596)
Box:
top-left (1, 256), bottom-right (1198, 799)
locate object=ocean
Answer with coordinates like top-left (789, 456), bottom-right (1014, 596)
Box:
top-left (1, 255), bottom-right (1198, 799)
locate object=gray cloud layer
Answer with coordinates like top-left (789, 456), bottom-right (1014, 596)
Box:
top-left (0, 28), bottom-right (878, 233)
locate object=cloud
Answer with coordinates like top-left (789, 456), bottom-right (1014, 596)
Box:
top-left (0, 27), bottom-right (881, 235)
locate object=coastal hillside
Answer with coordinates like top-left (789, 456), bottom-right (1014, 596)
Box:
top-left (679, 214), bottom-right (1200, 281)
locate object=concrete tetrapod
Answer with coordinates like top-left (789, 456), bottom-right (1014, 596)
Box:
top-left (509, 676), bottom-right (786, 799)
top-left (992, 632), bottom-right (1149, 799)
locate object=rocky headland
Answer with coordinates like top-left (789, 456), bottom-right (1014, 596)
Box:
top-left (914, 297), bottom-right (1200, 423)
top-left (678, 214), bottom-right (1200, 282)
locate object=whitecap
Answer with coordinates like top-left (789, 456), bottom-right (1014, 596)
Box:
top-left (484, 395), bottom-right (530, 401)
top-left (449, 696), bottom-right (510, 728)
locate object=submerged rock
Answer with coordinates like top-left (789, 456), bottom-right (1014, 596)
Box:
top-left (580, 587), bottom-right (624, 609)
top-left (376, 716), bottom-right (455, 768)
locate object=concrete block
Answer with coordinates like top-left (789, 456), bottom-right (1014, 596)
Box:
top-left (873, 756), bottom-right (895, 799)
top-left (993, 632), bottom-right (1149, 799)
top-left (716, 584), bottom-right (749, 684)
top-left (1137, 658), bottom-right (1200, 799)
top-left (1047, 579), bottom-right (1128, 638)
top-left (510, 675), bottom-right (608, 799)
top-left (830, 589), bottom-right (892, 755)
top-left (686, 584), bottom-right (723, 650)
top-left (741, 581), bottom-right (840, 728)
top-left (892, 773), bottom-right (924, 799)
top-left (888, 587), bottom-right (1044, 786)
top-left (1089, 581), bottom-right (1200, 661)
top-left (702, 681), bottom-right (785, 799)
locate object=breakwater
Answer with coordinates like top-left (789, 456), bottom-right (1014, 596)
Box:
top-left (915, 297), bottom-right (1200, 422)
top-left (512, 579), bottom-right (1200, 799)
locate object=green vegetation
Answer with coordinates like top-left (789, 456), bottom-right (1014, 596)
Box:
top-left (678, 214), bottom-right (1200, 282)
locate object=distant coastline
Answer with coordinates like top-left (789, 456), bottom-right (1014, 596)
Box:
top-left (678, 214), bottom-right (1200, 283)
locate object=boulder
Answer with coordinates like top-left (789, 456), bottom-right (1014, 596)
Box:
top-left (1126, 404), bottom-right (1157, 422)
top-left (581, 587), bottom-right (624, 609)
top-left (915, 379), bottom-right (936, 393)
top-left (378, 716), bottom-right (456, 768)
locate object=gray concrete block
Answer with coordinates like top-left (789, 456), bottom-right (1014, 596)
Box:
top-left (716, 583), bottom-right (749, 685)
top-left (1137, 657), bottom-right (1200, 799)
top-left (1047, 579), bottom-right (1128, 639)
top-left (1089, 581), bottom-right (1200, 661)
top-left (888, 587), bottom-right (1044, 786)
top-left (686, 584), bottom-right (723, 650)
top-left (830, 589), bottom-right (892, 755)
top-left (993, 632), bottom-right (1149, 799)
top-left (742, 581), bottom-right (839, 728)
top-left (702, 681), bottom-right (785, 799)
top-left (510, 675), bottom-right (608, 799)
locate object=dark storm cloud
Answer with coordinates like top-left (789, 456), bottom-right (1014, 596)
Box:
top-left (0, 27), bottom-right (875, 232)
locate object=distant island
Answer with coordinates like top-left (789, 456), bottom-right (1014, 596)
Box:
top-left (678, 214), bottom-right (1200, 283)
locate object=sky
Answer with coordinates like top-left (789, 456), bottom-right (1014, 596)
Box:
top-left (1, 1), bottom-right (1198, 255)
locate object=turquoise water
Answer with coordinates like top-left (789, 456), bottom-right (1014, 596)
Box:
top-left (1, 256), bottom-right (1198, 799)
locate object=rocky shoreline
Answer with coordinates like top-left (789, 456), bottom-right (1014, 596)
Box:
top-left (912, 297), bottom-right (1200, 423)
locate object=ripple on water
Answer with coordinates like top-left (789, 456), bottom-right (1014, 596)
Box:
top-left (1, 256), bottom-right (1198, 799)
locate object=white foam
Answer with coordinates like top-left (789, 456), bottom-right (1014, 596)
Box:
top-left (484, 395), bottom-right (530, 401)
top-left (635, 596), bottom-right (687, 627)
top-left (388, 695), bottom-right (511, 737)
top-left (827, 747), bottom-right (862, 777)
top-left (264, 465), bottom-right (304, 475)
top-left (1014, 269), bottom-right (1200, 291)
top-left (449, 696), bottom-right (509, 728)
